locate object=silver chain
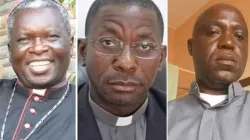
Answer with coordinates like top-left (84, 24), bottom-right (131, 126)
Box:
top-left (0, 82), bottom-right (17, 140)
top-left (0, 82), bottom-right (69, 140)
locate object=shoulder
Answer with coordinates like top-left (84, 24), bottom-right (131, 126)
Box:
top-left (168, 95), bottom-right (201, 121)
top-left (0, 79), bottom-right (16, 89)
top-left (78, 82), bottom-right (88, 105)
top-left (168, 95), bottom-right (197, 109)
top-left (149, 87), bottom-right (166, 110)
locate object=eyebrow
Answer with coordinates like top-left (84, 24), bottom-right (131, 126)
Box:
top-left (136, 32), bottom-right (157, 42)
top-left (204, 20), bottom-right (248, 31)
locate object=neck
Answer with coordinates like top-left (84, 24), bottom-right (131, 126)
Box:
top-left (196, 79), bottom-right (230, 95)
top-left (17, 79), bottom-right (68, 89)
top-left (90, 91), bottom-right (146, 117)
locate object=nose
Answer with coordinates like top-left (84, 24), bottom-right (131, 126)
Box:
top-left (28, 38), bottom-right (49, 54)
top-left (113, 46), bottom-right (138, 73)
top-left (217, 31), bottom-right (236, 50)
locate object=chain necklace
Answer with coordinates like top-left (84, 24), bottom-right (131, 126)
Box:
top-left (0, 82), bottom-right (69, 140)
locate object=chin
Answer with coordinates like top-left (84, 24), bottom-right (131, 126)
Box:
top-left (103, 91), bottom-right (139, 106)
top-left (25, 77), bottom-right (57, 89)
top-left (214, 74), bottom-right (238, 85)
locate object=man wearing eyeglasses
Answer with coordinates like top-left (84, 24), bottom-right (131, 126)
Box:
top-left (78, 0), bottom-right (166, 140)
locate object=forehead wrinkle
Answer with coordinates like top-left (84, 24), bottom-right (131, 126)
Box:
top-left (97, 21), bottom-right (123, 38)
top-left (97, 9), bottom-right (158, 34)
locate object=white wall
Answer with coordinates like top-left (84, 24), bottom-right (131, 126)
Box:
top-left (76, 0), bottom-right (167, 44)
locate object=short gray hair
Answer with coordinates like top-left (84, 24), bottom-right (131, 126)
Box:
top-left (7, 0), bottom-right (71, 39)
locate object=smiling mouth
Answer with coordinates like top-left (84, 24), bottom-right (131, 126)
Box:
top-left (28, 60), bottom-right (52, 74)
top-left (29, 61), bottom-right (51, 66)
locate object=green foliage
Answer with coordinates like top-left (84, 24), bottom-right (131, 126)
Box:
top-left (58, 0), bottom-right (64, 3)
top-left (58, 0), bottom-right (76, 17)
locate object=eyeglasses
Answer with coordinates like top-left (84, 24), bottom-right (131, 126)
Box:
top-left (90, 37), bottom-right (163, 59)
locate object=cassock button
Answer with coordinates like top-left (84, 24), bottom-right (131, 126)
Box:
top-left (34, 96), bottom-right (40, 102)
top-left (24, 123), bottom-right (31, 129)
top-left (30, 108), bottom-right (36, 114)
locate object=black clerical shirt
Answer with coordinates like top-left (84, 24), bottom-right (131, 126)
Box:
top-left (0, 79), bottom-right (75, 140)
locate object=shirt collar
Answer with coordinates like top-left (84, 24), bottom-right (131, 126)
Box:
top-left (15, 79), bottom-right (69, 99)
top-left (189, 81), bottom-right (244, 107)
top-left (88, 92), bottom-right (148, 126)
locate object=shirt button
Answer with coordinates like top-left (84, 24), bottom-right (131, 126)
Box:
top-left (24, 123), bottom-right (31, 129)
top-left (30, 108), bottom-right (36, 114)
top-left (34, 96), bottom-right (40, 102)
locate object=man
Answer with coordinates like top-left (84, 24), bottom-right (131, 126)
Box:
top-left (78, 0), bottom-right (166, 140)
top-left (169, 4), bottom-right (249, 140)
top-left (0, 0), bottom-right (75, 139)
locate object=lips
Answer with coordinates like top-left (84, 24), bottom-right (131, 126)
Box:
top-left (28, 60), bottom-right (52, 74)
top-left (108, 79), bottom-right (140, 92)
top-left (216, 54), bottom-right (237, 66)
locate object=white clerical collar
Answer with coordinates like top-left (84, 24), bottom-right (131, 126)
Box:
top-left (32, 89), bottom-right (47, 96)
top-left (199, 92), bottom-right (227, 107)
top-left (115, 115), bottom-right (133, 126)
top-left (88, 91), bottom-right (148, 126)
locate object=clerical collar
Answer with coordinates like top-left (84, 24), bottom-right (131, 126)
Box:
top-left (15, 79), bottom-right (69, 99)
top-left (89, 92), bottom-right (148, 126)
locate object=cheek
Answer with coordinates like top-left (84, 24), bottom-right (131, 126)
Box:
top-left (193, 41), bottom-right (217, 64)
top-left (54, 48), bottom-right (71, 61)
top-left (86, 51), bottom-right (112, 82)
top-left (139, 59), bottom-right (161, 85)
top-left (10, 48), bottom-right (26, 66)
top-left (237, 47), bottom-right (248, 69)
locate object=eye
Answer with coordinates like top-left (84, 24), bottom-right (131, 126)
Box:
top-left (47, 34), bottom-right (60, 41)
top-left (234, 32), bottom-right (245, 40)
top-left (206, 30), bottom-right (220, 36)
top-left (100, 38), bottom-right (117, 48)
top-left (17, 37), bottom-right (30, 44)
top-left (205, 26), bottom-right (221, 37)
top-left (138, 41), bottom-right (153, 51)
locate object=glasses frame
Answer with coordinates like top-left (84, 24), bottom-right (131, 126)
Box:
top-left (90, 37), bottom-right (164, 59)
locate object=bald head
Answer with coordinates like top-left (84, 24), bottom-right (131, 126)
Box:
top-left (188, 3), bottom-right (248, 94)
top-left (193, 4), bottom-right (247, 36)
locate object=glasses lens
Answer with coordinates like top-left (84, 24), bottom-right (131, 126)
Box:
top-left (132, 41), bottom-right (160, 59)
top-left (94, 38), bottom-right (121, 55)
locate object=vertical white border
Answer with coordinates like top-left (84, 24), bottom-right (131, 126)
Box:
top-left (75, 0), bottom-right (78, 139)
top-left (165, 0), bottom-right (168, 139)
top-left (164, 0), bottom-right (169, 140)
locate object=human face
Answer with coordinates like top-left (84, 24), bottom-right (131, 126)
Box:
top-left (84, 4), bottom-right (165, 106)
top-left (189, 5), bottom-right (248, 88)
top-left (9, 7), bottom-right (72, 89)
